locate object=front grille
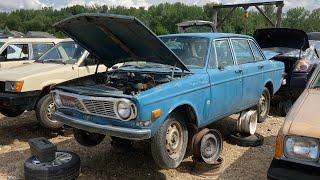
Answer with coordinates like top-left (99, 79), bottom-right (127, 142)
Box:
top-left (82, 99), bottom-right (117, 118)
top-left (55, 90), bottom-right (137, 121)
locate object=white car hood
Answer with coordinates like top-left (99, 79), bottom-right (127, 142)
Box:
top-left (0, 63), bottom-right (65, 81)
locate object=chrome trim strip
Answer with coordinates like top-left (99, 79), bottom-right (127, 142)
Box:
top-left (53, 111), bottom-right (151, 140)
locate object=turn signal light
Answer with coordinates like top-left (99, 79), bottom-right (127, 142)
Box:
top-left (15, 81), bottom-right (24, 92)
top-left (274, 133), bottom-right (284, 159)
top-left (151, 109), bottom-right (162, 119)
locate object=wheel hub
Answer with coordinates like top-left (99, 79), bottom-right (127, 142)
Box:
top-left (47, 102), bottom-right (56, 119)
top-left (259, 94), bottom-right (267, 117)
top-left (166, 122), bottom-right (183, 159)
top-left (32, 152), bottom-right (72, 168)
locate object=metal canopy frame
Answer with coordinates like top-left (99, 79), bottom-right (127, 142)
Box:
top-left (212, 1), bottom-right (284, 32)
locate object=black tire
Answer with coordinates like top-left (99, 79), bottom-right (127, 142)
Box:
top-left (228, 132), bottom-right (264, 147)
top-left (24, 151), bottom-right (80, 180)
top-left (110, 136), bottom-right (133, 149)
top-left (36, 94), bottom-right (63, 129)
top-left (0, 108), bottom-right (24, 117)
top-left (73, 128), bottom-right (105, 147)
top-left (151, 114), bottom-right (188, 169)
top-left (279, 100), bottom-right (293, 116)
top-left (257, 87), bottom-right (271, 123)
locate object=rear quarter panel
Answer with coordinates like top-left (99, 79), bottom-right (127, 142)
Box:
top-left (263, 60), bottom-right (284, 95)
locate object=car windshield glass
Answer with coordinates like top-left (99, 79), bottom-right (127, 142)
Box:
top-left (37, 41), bottom-right (85, 64)
top-left (0, 42), bottom-right (4, 48)
top-left (160, 36), bottom-right (209, 68)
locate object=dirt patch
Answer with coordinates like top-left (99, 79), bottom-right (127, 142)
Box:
top-left (0, 112), bottom-right (284, 180)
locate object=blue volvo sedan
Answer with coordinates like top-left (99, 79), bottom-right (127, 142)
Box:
top-left (51, 14), bottom-right (284, 169)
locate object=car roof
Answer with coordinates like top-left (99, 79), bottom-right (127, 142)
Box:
top-left (159, 32), bottom-right (252, 40)
top-left (0, 37), bottom-right (63, 44)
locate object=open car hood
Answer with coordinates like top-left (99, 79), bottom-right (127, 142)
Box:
top-left (54, 13), bottom-right (189, 71)
top-left (254, 28), bottom-right (309, 51)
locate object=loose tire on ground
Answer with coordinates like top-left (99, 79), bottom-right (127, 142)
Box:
top-left (24, 151), bottom-right (80, 180)
top-left (151, 114), bottom-right (188, 169)
top-left (228, 132), bottom-right (264, 147)
top-left (74, 128), bottom-right (105, 147)
top-left (0, 108), bottom-right (24, 117)
top-left (258, 87), bottom-right (271, 123)
top-left (36, 94), bottom-right (63, 129)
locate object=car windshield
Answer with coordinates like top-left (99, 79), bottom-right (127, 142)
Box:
top-left (37, 41), bottom-right (85, 64)
top-left (160, 36), bottom-right (209, 68)
top-left (0, 42), bottom-right (4, 48)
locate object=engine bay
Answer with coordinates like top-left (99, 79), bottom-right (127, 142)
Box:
top-left (64, 69), bottom-right (186, 96)
top-left (105, 71), bottom-right (177, 95)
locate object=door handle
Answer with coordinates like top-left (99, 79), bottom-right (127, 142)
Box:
top-left (235, 69), bottom-right (243, 73)
top-left (258, 65), bottom-right (264, 69)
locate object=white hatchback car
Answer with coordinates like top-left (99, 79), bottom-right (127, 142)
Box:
top-left (0, 39), bottom-right (106, 129)
top-left (0, 37), bottom-right (62, 69)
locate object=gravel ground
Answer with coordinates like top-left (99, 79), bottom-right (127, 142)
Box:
top-left (0, 111), bottom-right (284, 180)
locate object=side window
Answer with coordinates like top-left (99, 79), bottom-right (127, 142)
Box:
top-left (249, 41), bottom-right (265, 61)
top-left (42, 48), bottom-right (61, 60)
top-left (231, 39), bottom-right (255, 64)
top-left (208, 43), bottom-right (217, 68)
top-left (215, 40), bottom-right (234, 67)
top-left (0, 44), bottom-right (29, 61)
top-left (32, 43), bottom-right (54, 60)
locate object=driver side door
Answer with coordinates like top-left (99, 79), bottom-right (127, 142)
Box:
top-left (207, 39), bottom-right (243, 120)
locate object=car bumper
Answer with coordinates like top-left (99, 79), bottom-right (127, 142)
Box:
top-left (267, 158), bottom-right (320, 180)
top-left (0, 91), bottom-right (41, 110)
top-left (53, 111), bottom-right (152, 140)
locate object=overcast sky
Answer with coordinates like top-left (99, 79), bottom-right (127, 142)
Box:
top-left (0, 0), bottom-right (319, 12)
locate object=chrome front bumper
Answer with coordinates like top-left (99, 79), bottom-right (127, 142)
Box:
top-left (53, 111), bottom-right (151, 140)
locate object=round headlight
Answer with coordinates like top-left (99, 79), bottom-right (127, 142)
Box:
top-left (117, 101), bottom-right (131, 120)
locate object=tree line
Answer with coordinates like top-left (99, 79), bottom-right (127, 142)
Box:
top-left (0, 2), bottom-right (319, 37)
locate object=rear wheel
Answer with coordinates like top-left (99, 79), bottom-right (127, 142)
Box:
top-left (258, 88), bottom-right (271, 123)
top-left (36, 94), bottom-right (63, 129)
top-left (0, 108), bottom-right (24, 117)
top-left (73, 128), bottom-right (105, 147)
top-left (151, 114), bottom-right (188, 169)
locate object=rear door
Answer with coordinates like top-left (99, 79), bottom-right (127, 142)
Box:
top-left (231, 38), bottom-right (263, 108)
top-left (207, 39), bottom-right (242, 120)
top-left (0, 43), bottom-right (32, 69)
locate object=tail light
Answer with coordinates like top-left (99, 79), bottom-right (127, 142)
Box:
top-left (293, 59), bottom-right (313, 72)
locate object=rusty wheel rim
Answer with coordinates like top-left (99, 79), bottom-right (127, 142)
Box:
top-left (259, 93), bottom-right (268, 118)
top-left (166, 121), bottom-right (183, 159)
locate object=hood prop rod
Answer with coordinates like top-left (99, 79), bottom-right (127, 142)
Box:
top-left (171, 63), bottom-right (177, 78)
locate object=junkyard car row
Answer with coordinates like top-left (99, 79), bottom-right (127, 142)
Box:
top-left (0, 13), bottom-right (319, 179)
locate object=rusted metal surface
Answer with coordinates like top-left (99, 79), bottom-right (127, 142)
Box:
top-left (192, 128), bottom-right (223, 164)
top-left (212, 0), bottom-right (284, 31)
top-left (177, 20), bottom-right (215, 33)
top-left (192, 157), bottom-right (224, 177)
